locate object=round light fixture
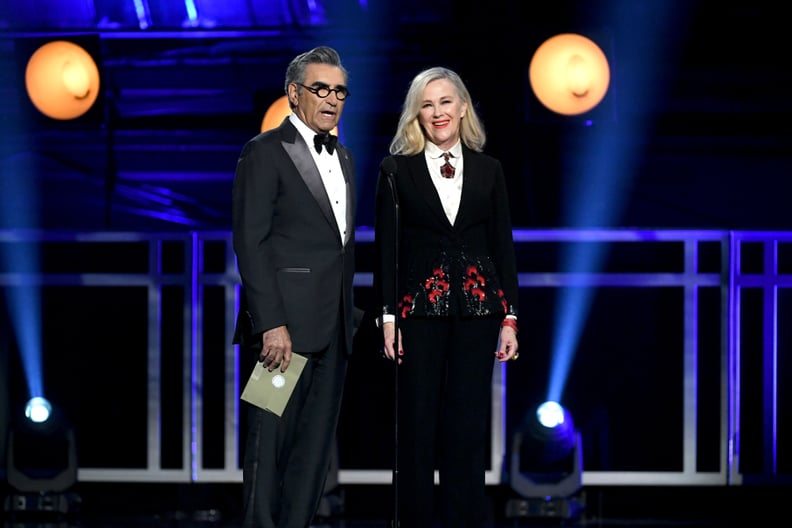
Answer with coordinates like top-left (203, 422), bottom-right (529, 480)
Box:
top-left (261, 95), bottom-right (292, 133)
top-left (24, 396), bottom-right (52, 424)
top-left (260, 95), bottom-right (339, 136)
top-left (25, 40), bottom-right (101, 120)
top-left (529, 33), bottom-right (610, 116)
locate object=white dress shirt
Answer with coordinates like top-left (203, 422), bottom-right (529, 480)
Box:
top-left (289, 113), bottom-right (348, 244)
top-left (424, 140), bottom-right (464, 225)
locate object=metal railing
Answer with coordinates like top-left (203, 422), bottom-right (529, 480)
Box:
top-left (1, 228), bottom-right (789, 486)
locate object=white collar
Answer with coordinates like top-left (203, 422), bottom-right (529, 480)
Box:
top-left (425, 140), bottom-right (462, 159)
top-left (289, 113), bottom-right (321, 148)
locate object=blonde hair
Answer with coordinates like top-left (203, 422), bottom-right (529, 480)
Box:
top-left (389, 67), bottom-right (486, 155)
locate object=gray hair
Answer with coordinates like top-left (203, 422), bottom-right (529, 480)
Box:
top-left (389, 66), bottom-right (486, 156)
top-left (284, 46), bottom-right (348, 109)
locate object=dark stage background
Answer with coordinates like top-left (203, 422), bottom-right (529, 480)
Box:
top-left (0, 0), bottom-right (790, 232)
top-left (1, 0), bottom-right (791, 524)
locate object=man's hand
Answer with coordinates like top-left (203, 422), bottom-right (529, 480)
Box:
top-left (260, 325), bottom-right (292, 372)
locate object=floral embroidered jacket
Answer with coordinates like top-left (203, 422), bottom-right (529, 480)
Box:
top-left (373, 149), bottom-right (519, 320)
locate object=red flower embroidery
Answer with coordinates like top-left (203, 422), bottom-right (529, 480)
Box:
top-left (398, 294), bottom-right (414, 318)
top-left (428, 289), bottom-right (444, 303)
top-left (424, 269), bottom-right (449, 305)
top-left (464, 265), bottom-right (487, 302)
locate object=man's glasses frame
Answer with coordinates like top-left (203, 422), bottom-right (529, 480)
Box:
top-left (296, 83), bottom-right (350, 101)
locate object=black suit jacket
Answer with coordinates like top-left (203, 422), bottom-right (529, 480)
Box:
top-left (232, 118), bottom-right (356, 355)
top-left (373, 147), bottom-right (518, 320)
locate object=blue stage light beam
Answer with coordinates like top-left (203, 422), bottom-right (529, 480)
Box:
top-left (323, 0), bottom-right (389, 227)
top-left (547, 1), bottom-right (690, 404)
top-left (2, 263), bottom-right (43, 401)
top-left (184, 0), bottom-right (198, 25)
top-left (132, 0), bottom-right (151, 29)
top-left (547, 237), bottom-right (608, 404)
top-left (0, 149), bottom-right (44, 402)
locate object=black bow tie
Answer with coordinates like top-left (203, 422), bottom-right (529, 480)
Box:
top-left (313, 133), bottom-right (337, 155)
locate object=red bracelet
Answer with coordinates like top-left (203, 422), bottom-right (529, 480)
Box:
top-left (501, 318), bottom-right (518, 333)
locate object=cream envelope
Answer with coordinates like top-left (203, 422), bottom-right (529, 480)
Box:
top-left (241, 353), bottom-right (307, 417)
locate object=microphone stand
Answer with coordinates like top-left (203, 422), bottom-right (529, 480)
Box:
top-left (385, 170), bottom-right (400, 528)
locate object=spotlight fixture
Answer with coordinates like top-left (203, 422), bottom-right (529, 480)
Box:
top-left (24, 40), bottom-right (101, 120)
top-left (4, 396), bottom-right (81, 517)
top-left (24, 396), bottom-right (52, 423)
top-left (529, 33), bottom-right (610, 116)
top-left (506, 401), bottom-right (584, 520)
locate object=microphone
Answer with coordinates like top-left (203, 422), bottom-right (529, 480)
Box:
top-left (380, 155), bottom-right (400, 528)
top-left (381, 156), bottom-right (397, 176)
top-left (381, 157), bottom-right (399, 207)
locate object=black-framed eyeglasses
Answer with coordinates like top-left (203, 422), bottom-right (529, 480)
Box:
top-left (296, 83), bottom-right (350, 101)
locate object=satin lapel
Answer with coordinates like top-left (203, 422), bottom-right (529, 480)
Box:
top-left (337, 145), bottom-right (355, 245)
top-left (407, 154), bottom-right (452, 228)
top-left (280, 124), bottom-right (337, 235)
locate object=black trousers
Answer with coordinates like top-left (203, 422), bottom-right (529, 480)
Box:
top-left (242, 325), bottom-right (347, 528)
top-left (396, 315), bottom-right (501, 528)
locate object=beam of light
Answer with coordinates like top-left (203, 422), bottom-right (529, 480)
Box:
top-left (328, 3), bottom-right (391, 229)
top-left (3, 35), bottom-right (50, 405)
top-left (547, 241), bottom-right (608, 404)
top-left (0, 152), bottom-right (43, 402)
top-left (132, 0), bottom-right (152, 30)
top-left (549, 127), bottom-right (629, 403)
top-left (547, 2), bottom-right (688, 404)
top-left (2, 259), bottom-right (43, 401)
top-left (183, 0), bottom-right (198, 25)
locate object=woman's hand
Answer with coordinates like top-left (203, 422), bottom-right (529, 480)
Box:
top-left (382, 322), bottom-right (403, 364)
top-left (496, 325), bottom-right (519, 363)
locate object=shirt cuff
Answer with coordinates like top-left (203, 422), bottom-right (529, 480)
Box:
top-left (376, 314), bottom-right (396, 328)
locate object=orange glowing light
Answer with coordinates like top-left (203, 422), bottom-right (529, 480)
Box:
top-left (529, 33), bottom-right (610, 116)
top-left (25, 40), bottom-right (100, 120)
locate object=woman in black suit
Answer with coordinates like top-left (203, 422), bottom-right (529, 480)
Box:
top-left (374, 66), bottom-right (520, 528)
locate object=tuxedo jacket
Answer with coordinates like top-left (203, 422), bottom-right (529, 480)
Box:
top-left (232, 118), bottom-right (356, 355)
top-left (374, 147), bottom-right (518, 320)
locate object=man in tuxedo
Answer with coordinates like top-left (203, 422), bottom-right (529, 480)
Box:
top-left (232, 46), bottom-right (356, 528)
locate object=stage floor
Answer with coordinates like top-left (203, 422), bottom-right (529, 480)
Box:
top-left (2, 482), bottom-right (784, 528)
